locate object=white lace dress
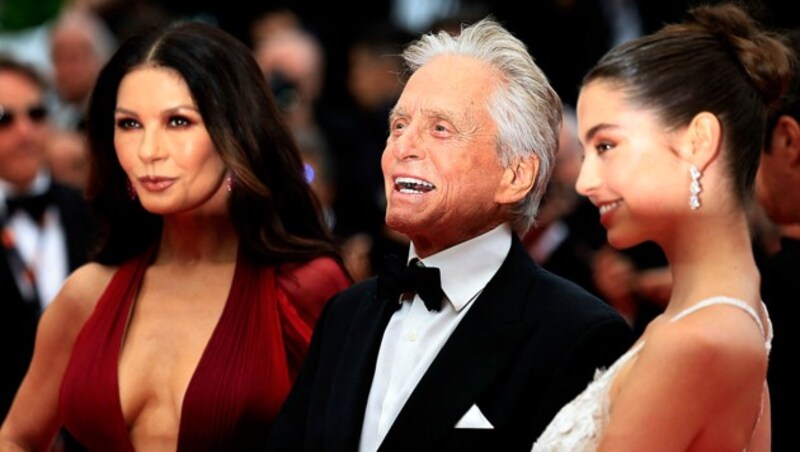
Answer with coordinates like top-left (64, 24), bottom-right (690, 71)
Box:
top-left (531, 296), bottom-right (772, 452)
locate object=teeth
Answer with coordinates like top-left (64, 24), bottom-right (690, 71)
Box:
top-left (395, 177), bottom-right (435, 193)
top-left (599, 201), bottom-right (622, 215)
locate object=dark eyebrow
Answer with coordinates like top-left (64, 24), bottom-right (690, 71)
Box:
top-left (583, 123), bottom-right (619, 143)
top-left (114, 105), bottom-right (200, 116)
top-left (114, 107), bottom-right (136, 116)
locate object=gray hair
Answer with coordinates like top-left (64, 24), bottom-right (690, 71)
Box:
top-left (401, 16), bottom-right (562, 234)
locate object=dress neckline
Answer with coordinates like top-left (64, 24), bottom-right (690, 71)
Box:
top-left (668, 296), bottom-right (771, 349)
top-left (611, 296), bottom-right (770, 383)
top-left (112, 248), bottom-right (242, 450)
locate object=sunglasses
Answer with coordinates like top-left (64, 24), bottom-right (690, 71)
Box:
top-left (0, 105), bottom-right (48, 129)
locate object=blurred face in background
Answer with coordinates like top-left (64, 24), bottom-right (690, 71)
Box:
top-left (537, 118), bottom-right (583, 227)
top-left (348, 44), bottom-right (403, 111)
top-left (756, 115), bottom-right (800, 225)
top-left (51, 25), bottom-right (103, 103)
top-left (46, 130), bottom-right (89, 190)
top-left (255, 29), bottom-right (323, 119)
top-left (0, 70), bottom-right (50, 188)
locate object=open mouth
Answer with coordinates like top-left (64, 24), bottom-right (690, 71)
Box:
top-left (395, 177), bottom-right (436, 194)
top-left (598, 200), bottom-right (622, 215)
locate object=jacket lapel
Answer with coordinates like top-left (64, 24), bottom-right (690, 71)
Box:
top-left (50, 183), bottom-right (91, 271)
top-left (326, 280), bottom-right (399, 451)
top-left (378, 239), bottom-right (535, 450)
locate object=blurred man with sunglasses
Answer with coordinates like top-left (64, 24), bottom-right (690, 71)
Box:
top-left (0, 55), bottom-right (93, 422)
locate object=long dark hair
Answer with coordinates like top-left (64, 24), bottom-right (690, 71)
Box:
top-left (86, 21), bottom-right (340, 266)
top-left (583, 3), bottom-right (792, 206)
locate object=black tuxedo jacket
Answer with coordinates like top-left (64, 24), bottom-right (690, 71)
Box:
top-left (269, 238), bottom-right (632, 451)
top-left (0, 182), bottom-right (94, 421)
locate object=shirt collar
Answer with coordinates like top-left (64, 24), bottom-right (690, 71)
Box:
top-left (0, 170), bottom-right (53, 217)
top-left (408, 223), bottom-right (512, 311)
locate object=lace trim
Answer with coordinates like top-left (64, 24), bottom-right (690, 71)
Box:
top-left (531, 296), bottom-right (771, 452)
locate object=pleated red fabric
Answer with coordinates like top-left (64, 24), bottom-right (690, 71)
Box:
top-left (59, 249), bottom-right (349, 451)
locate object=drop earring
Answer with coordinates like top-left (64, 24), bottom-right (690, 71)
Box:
top-left (689, 164), bottom-right (702, 210)
top-left (226, 174), bottom-right (235, 192)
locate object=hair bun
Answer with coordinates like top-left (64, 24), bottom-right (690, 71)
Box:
top-left (688, 3), bottom-right (792, 111)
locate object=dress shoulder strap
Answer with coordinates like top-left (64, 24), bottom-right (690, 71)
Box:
top-left (669, 296), bottom-right (771, 350)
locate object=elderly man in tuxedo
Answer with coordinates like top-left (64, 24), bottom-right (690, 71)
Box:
top-left (269, 17), bottom-right (632, 451)
top-left (0, 55), bottom-right (93, 421)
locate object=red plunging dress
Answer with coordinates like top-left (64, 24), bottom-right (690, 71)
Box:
top-left (58, 249), bottom-right (350, 451)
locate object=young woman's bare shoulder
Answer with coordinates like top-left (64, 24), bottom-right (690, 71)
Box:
top-left (656, 306), bottom-right (764, 352)
top-left (642, 308), bottom-right (766, 387)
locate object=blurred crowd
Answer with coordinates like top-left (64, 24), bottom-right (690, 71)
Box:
top-left (2, 0), bottom-right (796, 332)
top-left (1, 0), bottom-right (798, 400)
top-left (2, 0), bottom-right (796, 330)
top-left (1, 0), bottom-right (798, 449)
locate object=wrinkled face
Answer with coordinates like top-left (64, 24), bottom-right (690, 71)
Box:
top-left (575, 81), bottom-right (684, 249)
top-left (114, 66), bottom-right (228, 217)
top-left (0, 70), bottom-right (49, 188)
top-left (381, 54), bottom-right (507, 253)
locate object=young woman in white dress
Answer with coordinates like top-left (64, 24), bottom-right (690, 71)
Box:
top-left (532, 3), bottom-right (791, 451)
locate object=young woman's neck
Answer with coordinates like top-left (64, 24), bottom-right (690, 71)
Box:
top-left (660, 210), bottom-right (760, 314)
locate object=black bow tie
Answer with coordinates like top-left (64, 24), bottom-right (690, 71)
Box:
top-left (5, 188), bottom-right (53, 224)
top-left (378, 254), bottom-right (445, 312)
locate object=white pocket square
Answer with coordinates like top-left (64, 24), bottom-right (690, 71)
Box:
top-left (455, 404), bottom-right (494, 429)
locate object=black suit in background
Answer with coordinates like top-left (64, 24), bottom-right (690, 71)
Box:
top-left (269, 237), bottom-right (632, 451)
top-left (0, 182), bottom-right (94, 421)
top-left (759, 237), bottom-right (799, 452)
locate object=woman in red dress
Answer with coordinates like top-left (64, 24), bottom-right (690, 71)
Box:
top-left (0, 21), bottom-right (350, 451)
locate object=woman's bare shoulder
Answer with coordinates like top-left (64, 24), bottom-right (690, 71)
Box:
top-left (652, 306), bottom-right (765, 355)
top-left (53, 262), bottom-right (117, 321)
top-left (641, 308), bottom-right (767, 389)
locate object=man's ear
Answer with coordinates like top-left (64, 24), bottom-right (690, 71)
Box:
top-left (770, 115), bottom-right (800, 167)
top-left (495, 154), bottom-right (539, 205)
top-left (678, 111), bottom-right (722, 171)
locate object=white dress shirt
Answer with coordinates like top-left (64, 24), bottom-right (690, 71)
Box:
top-left (0, 172), bottom-right (68, 307)
top-left (359, 223), bottom-right (512, 452)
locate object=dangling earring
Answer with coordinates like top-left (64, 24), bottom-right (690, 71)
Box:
top-left (126, 178), bottom-right (138, 201)
top-left (689, 164), bottom-right (702, 210)
top-left (226, 173), bottom-right (235, 192)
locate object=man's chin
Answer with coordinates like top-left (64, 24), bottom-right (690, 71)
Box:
top-left (1, 166), bottom-right (41, 189)
top-left (385, 212), bottom-right (425, 237)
